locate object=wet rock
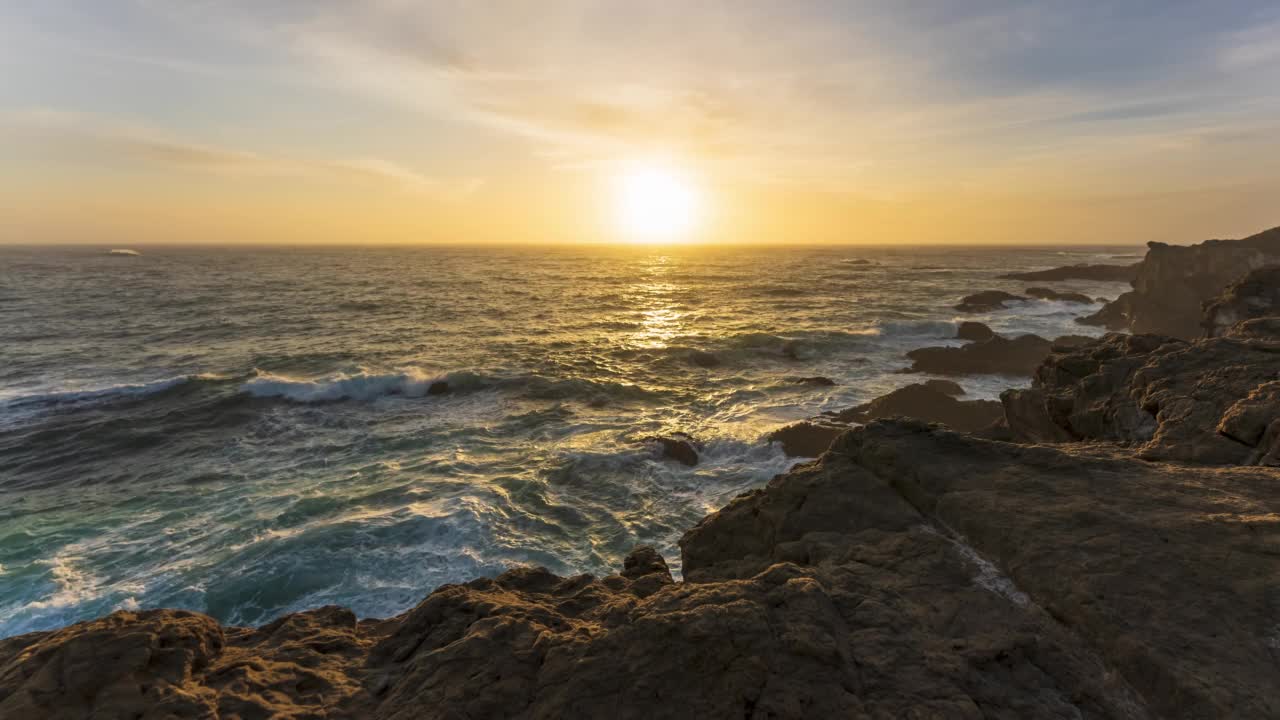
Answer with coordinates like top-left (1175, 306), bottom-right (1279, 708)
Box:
top-left (1201, 266), bottom-right (1280, 338)
top-left (825, 382), bottom-right (1001, 431)
top-left (1025, 287), bottom-right (1095, 304)
top-left (1001, 331), bottom-right (1280, 464)
top-left (954, 290), bottom-right (1026, 312)
top-left (999, 263), bottom-right (1139, 282)
top-left (904, 334), bottom-right (1052, 376)
top-left (688, 350), bottom-right (721, 368)
top-left (790, 376), bottom-right (836, 387)
top-left (765, 420), bottom-right (844, 457)
top-left (8, 421), bottom-right (1280, 718)
top-left (426, 381), bottom-right (450, 395)
top-left (1082, 226), bottom-right (1280, 338)
top-left (955, 321), bottom-right (995, 342)
top-left (646, 434), bottom-right (702, 466)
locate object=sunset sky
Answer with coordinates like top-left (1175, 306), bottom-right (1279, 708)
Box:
top-left (2, 1), bottom-right (1279, 245)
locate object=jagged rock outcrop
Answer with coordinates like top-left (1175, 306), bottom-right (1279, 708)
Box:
top-left (903, 334), bottom-right (1094, 376)
top-left (766, 380), bottom-right (999, 457)
top-left (1001, 331), bottom-right (1280, 464)
top-left (1202, 265), bottom-right (1280, 338)
top-left (10, 422), bottom-right (1277, 719)
top-left (954, 290), bottom-right (1025, 312)
top-left (1079, 226), bottom-right (1280, 338)
top-left (1025, 287), bottom-right (1095, 304)
top-left (999, 263), bottom-right (1139, 282)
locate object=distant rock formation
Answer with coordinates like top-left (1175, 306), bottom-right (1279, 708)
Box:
top-left (8, 420), bottom-right (1278, 718)
top-left (999, 262), bottom-right (1138, 282)
top-left (953, 290), bottom-right (1025, 312)
top-left (1079, 226), bottom-right (1280, 338)
top-left (902, 333), bottom-right (1093, 376)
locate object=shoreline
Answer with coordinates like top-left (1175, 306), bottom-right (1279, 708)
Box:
top-left (3, 227), bottom-right (1278, 718)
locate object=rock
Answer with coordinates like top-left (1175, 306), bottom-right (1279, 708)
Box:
top-left (826, 382), bottom-right (1001, 431)
top-left (1025, 287), bottom-right (1095, 304)
top-left (765, 421), bottom-right (844, 457)
top-left (920, 379), bottom-right (965, 396)
top-left (999, 263), bottom-right (1139, 282)
top-left (426, 381), bottom-right (450, 395)
top-left (7, 421), bottom-right (1280, 718)
top-left (1227, 317), bottom-right (1280, 340)
top-left (954, 290), bottom-right (1026, 312)
top-left (1082, 226), bottom-right (1280, 338)
top-left (646, 434), bottom-right (702, 466)
top-left (688, 350), bottom-right (721, 368)
top-left (904, 334), bottom-right (1052, 376)
top-left (1201, 266), bottom-right (1280, 338)
top-left (955, 321), bottom-right (995, 342)
top-left (1001, 332), bottom-right (1280, 464)
top-left (790, 376), bottom-right (836, 387)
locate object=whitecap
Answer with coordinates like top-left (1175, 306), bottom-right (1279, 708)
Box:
top-left (240, 368), bottom-right (448, 403)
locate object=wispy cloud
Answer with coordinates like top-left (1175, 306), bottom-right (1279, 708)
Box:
top-left (1, 110), bottom-right (481, 197)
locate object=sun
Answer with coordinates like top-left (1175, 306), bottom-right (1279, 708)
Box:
top-left (612, 162), bottom-right (703, 243)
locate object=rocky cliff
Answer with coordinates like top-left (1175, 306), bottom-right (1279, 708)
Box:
top-left (4, 418), bottom-right (1279, 719)
top-left (1079, 225), bottom-right (1280, 338)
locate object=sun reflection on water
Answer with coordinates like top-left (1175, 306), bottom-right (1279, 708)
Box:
top-left (628, 256), bottom-right (684, 349)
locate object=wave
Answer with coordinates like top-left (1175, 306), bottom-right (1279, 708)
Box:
top-left (857, 319), bottom-right (957, 339)
top-left (1, 374), bottom-right (227, 408)
top-left (241, 368), bottom-right (454, 403)
top-left (107, 248), bottom-right (141, 256)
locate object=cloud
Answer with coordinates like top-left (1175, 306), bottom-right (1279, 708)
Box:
top-left (1, 110), bottom-right (480, 197)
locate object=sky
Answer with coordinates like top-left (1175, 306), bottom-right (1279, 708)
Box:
top-left (2, 1), bottom-right (1279, 245)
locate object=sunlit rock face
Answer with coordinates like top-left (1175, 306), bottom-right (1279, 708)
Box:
top-left (1081, 225), bottom-right (1280, 338)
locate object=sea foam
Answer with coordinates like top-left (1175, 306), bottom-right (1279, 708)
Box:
top-left (241, 369), bottom-right (448, 403)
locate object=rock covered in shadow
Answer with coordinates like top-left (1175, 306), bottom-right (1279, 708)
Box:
top-left (644, 433), bottom-right (703, 466)
top-left (765, 420), bottom-right (846, 457)
top-left (790, 375), bottom-right (836, 387)
top-left (954, 290), bottom-right (1026, 312)
top-left (1080, 226), bottom-right (1280, 339)
top-left (1001, 331), bottom-right (1280, 464)
top-left (825, 381), bottom-right (1001, 431)
top-left (1201, 266), bottom-right (1280, 338)
top-left (955, 321), bottom-right (995, 342)
top-left (903, 334), bottom-right (1092, 376)
top-left (7, 421), bottom-right (1280, 718)
top-left (999, 263), bottom-right (1139, 282)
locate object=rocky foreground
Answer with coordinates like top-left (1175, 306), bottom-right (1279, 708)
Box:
top-left (3, 231), bottom-right (1279, 719)
top-left (3, 420), bottom-right (1277, 719)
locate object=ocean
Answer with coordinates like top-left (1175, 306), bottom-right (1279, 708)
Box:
top-left (0, 244), bottom-right (1138, 637)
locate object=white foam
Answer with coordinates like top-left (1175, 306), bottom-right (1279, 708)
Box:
top-left (107, 248), bottom-right (141, 256)
top-left (0, 374), bottom-right (224, 407)
top-left (241, 368), bottom-right (446, 403)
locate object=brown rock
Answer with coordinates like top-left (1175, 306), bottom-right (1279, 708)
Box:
top-left (955, 321), bottom-right (995, 342)
top-left (1201, 266), bottom-right (1280, 338)
top-left (765, 421), bottom-right (844, 457)
top-left (646, 434), bottom-right (701, 466)
top-left (1082, 226), bottom-right (1280, 339)
top-left (827, 382), bottom-right (1001, 431)
top-left (1001, 332), bottom-right (1280, 464)
top-left (904, 334), bottom-right (1053, 376)
top-left (999, 263), bottom-right (1139, 282)
top-left (954, 290), bottom-right (1026, 312)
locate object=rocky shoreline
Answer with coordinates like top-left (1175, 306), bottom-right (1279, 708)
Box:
top-left (3, 228), bottom-right (1278, 719)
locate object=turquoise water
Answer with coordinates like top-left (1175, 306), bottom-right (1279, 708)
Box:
top-left (0, 244), bottom-right (1134, 636)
